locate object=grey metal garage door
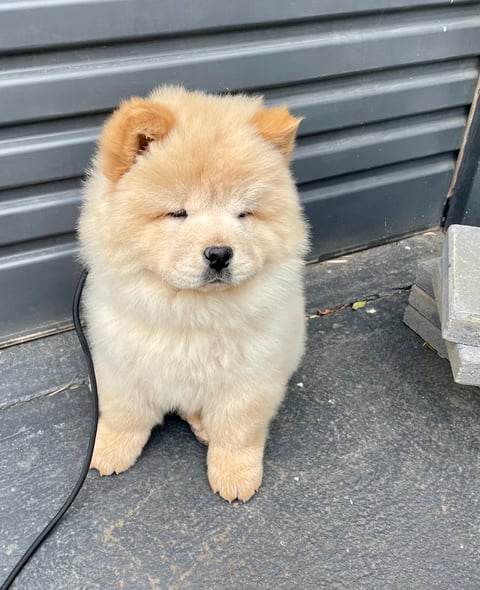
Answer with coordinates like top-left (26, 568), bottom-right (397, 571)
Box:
top-left (1, 0), bottom-right (480, 344)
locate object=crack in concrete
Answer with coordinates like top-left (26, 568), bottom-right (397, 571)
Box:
top-left (307, 284), bottom-right (412, 320)
top-left (0, 378), bottom-right (88, 412)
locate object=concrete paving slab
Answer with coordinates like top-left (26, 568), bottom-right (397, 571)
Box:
top-left (447, 340), bottom-right (480, 387)
top-left (408, 285), bottom-right (440, 328)
top-left (432, 259), bottom-right (480, 386)
top-left (403, 304), bottom-right (448, 359)
top-left (439, 224), bottom-right (480, 346)
top-left (430, 258), bottom-right (443, 318)
top-left (414, 258), bottom-right (439, 297)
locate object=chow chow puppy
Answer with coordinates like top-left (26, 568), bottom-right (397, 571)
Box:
top-left (78, 86), bottom-right (308, 502)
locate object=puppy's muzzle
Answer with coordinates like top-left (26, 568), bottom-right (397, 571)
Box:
top-left (204, 246), bottom-right (233, 272)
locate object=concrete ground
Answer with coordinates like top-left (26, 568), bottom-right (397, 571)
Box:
top-left (2, 231), bottom-right (480, 590)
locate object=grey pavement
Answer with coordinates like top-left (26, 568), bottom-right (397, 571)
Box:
top-left (2, 230), bottom-right (480, 590)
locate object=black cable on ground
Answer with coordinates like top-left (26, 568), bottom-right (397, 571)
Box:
top-left (0, 269), bottom-right (98, 590)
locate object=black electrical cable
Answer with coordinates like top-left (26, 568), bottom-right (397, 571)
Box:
top-left (0, 269), bottom-right (98, 590)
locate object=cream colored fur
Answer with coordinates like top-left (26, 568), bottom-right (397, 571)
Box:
top-left (78, 86), bottom-right (308, 502)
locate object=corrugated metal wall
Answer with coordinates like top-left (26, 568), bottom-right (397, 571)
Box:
top-left (1, 0), bottom-right (480, 343)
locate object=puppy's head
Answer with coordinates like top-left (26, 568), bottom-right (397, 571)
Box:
top-left (81, 86), bottom-right (308, 291)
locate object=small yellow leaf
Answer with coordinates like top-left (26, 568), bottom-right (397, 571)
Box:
top-left (352, 300), bottom-right (367, 310)
top-left (423, 342), bottom-right (437, 353)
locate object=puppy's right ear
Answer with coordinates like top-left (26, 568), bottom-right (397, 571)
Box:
top-left (98, 97), bottom-right (175, 183)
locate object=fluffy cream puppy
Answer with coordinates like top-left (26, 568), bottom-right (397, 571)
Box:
top-left (78, 86), bottom-right (308, 502)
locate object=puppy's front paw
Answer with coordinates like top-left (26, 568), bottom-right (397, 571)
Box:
top-left (207, 446), bottom-right (263, 503)
top-left (90, 420), bottom-right (146, 476)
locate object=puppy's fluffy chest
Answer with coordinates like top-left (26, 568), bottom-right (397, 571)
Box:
top-left (86, 271), bottom-right (293, 412)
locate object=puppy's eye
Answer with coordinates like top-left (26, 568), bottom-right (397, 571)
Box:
top-left (238, 211), bottom-right (252, 219)
top-left (167, 209), bottom-right (188, 218)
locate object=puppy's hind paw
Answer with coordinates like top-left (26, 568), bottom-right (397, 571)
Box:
top-left (184, 414), bottom-right (210, 446)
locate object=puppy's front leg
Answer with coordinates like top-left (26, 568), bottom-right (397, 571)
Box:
top-left (90, 367), bottom-right (158, 476)
top-left (205, 390), bottom-right (283, 502)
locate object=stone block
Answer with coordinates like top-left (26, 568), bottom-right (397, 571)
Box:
top-left (438, 224), bottom-right (480, 346)
top-left (446, 340), bottom-right (480, 386)
top-left (403, 304), bottom-right (448, 359)
top-left (408, 285), bottom-right (440, 328)
top-left (432, 255), bottom-right (480, 386)
top-left (414, 258), bottom-right (439, 297)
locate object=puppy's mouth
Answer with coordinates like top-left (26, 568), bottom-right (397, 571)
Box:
top-left (202, 269), bottom-right (233, 287)
top-left (160, 267), bottom-right (257, 292)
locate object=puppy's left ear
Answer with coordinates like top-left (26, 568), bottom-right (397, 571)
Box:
top-left (251, 105), bottom-right (303, 163)
top-left (99, 97), bottom-right (175, 183)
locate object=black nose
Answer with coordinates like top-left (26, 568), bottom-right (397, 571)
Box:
top-left (204, 246), bottom-right (233, 271)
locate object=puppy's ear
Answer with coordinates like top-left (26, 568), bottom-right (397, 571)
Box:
top-left (251, 105), bottom-right (302, 162)
top-left (99, 97), bottom-right (175, 182)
